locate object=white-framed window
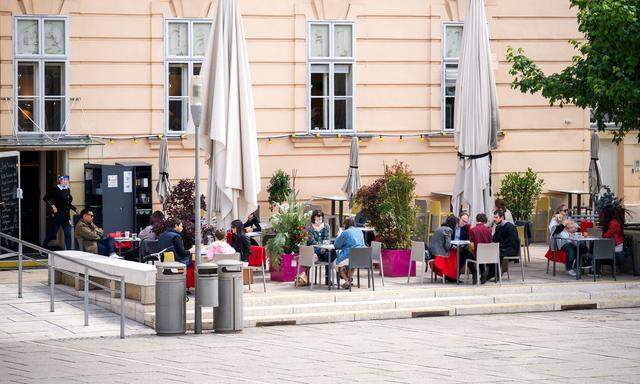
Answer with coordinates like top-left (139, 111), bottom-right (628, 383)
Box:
top-left (307, 21), bottom-right (355, 133)
top-left (441, 22), bottom-right (463, 131)
top-left (13, 16), bottom-right (69, 134)
top-left (164, 19), bottom-right (212, 133)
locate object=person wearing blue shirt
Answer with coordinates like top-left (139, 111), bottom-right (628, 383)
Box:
top-left (334, 216), bottom-right (365, 289)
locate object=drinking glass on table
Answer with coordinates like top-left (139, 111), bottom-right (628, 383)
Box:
top-left (124, 231), bottom-right (130, 239)
top-left (132, 233), bottom-right (137, 240)
top-left (323, 239), bottom-right (330, 245)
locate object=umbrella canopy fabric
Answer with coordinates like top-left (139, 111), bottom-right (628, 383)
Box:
top-left (155, 137), bottom-right (171, 204)
top-left (451, 0), bottom-right (499, 222)
top-left (589, 131), bottom-right (603, 196)
top-left (342, 136), bottom-right (362, 204)
top-left (194, 0), bottom-right (261, 228)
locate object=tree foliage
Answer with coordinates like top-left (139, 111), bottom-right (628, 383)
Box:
top-left (355, 162), bottom-right (416, 249)
top-left (497, 168), bottom-right (544, 222)
top-left (506, 0), bottom-right (640, 143)
top-left (266, 169), bottom-right (292, 209)
top-left (162, 179), bottom-right (210, 249)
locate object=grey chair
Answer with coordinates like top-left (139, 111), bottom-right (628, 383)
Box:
top-left (345, 247), bottom-right (375, 292)
top-left (139, 239), bottom-right (160, 262)
top-left (296, 245), bottom-right (318, 289)
top-left (592, 239), bottom-right (616, 281)
top-left (370, 241), bottom-right (385, 286)
top-left (408, 241), bottom-right (428, 284)
top-left (465, 243), bottom-right (501, 285)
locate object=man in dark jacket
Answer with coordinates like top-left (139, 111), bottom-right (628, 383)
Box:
top-left (490, 209), bottom-right (520, 280)
top-left (157, 218), bottom-right (192, 266)
top-left (43, 175), bottom-right (77, 250)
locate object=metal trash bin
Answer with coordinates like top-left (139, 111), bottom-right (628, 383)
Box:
top-left (155, 262), bottom-right (186, 335)
top-left (196, 263), bottom-right (218, 307)
top-left (214, 259), bottom-right (243, 333)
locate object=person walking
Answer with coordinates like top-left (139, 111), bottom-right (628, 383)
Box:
top-left (43, 175), bottom-right (77, 250)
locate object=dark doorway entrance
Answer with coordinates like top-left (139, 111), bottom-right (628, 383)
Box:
top-left (19, 151), bottom-right (62, 245)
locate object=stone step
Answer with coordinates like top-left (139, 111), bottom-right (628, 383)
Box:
top-left (158, 295), bottom-right (640, 331)
top-left (144, 287), bottom-right (640, 328)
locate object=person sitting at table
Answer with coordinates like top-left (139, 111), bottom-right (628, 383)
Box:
top-left (493, 199), bottom-right (514, 224)
top-left (549, 205), bottom-right (569, 234)
top-left (490, 209), bottom-right (520, 280)
top-left (230, 219), bottom-right (251, 262)
top-left (556, 220), bottom-right (581, 276)
top-left (334, 216), bottom-right (365, 289)
top-left (469, 213), bottom-right (493, 284)
top-left (307, 210), bottom-right (335, 285)
top-left (157, 218), bottom-right (192, 266)
top-left (427, 215), bottom-right (457, 280)
top-left (455, 212), bottom-right (473, 277)
top-left (139, 211), bottom-right (165, 241)
top-left (74, 209), bottom-right (116, 257)
top-left (207, 229), bottom-right (236, 260)
top-left (601, 206), bottom-right (625, 263)
top-left (243, 211), bottom-right (262, 246)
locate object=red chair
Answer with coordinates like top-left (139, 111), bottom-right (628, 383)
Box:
top-left (545, 238), bottom-right (567, 276)
top-left (432, 249), bottom-right (458, 284)
top-left (186, 261), bottom-right (195, 289)
top-left (248, 246), bottom-right (267, 292)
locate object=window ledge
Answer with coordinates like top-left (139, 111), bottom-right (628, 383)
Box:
top-left (290, 135), bottom-right (371, 148)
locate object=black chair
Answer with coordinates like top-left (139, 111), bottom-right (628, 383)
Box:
top-left (140, 239), bottom-right (161, 263)
top-left (592, 239), bottom-right (616, 281)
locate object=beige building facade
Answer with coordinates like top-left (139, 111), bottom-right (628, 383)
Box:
top-left (0, 0), bottom-right (635, 243)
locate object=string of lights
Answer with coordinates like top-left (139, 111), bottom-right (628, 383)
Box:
top-left (80, 131), bottom-right (464, 145)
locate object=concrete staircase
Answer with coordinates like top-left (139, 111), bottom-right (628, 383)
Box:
top-left (144, 281), bottom-right (640, 330)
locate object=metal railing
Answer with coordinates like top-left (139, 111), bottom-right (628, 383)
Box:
top-left (0, 232), bottom-right (126, 339)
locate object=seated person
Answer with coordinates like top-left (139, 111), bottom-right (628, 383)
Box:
top-left (428, 215), bottom-right (457, 259)
top-left (306, 210), bottom-right (335, 285)
top-left (74, 209), bottom-right (116, 257)
top-left (334, 216), bottom-right (365, 289)
top-left (468, 213), bottom-right (493, 284)
top-left (139, 210), bottom-right (165, 241)
top-left (243, 211), bottom-right (262, 233)
top-left (557, 220), bottom-right (582, 276)
top-left (601, 206), bottom-right (625, 263)
top-left (207, 229), bottom-right (236, 260)
top-left (230, 219), bottom-right (251, 262)
top-left (548, 205), bottom-right (569, 244)
top-left (427, 215), bottom-right (457, 280)
top-left (157, 218), bottom-right (192, 266)
top-left (493, 199), bottom-right (514, 224)
top-left (454, 212), bottom-right (473, 279)
top-left (491, 209), bottom-right (520, 279)
top-left (243, 211), bottom-right (261, 246)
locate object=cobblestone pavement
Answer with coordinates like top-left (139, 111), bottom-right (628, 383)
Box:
top-left (2, 308), bottom-right (640, 384)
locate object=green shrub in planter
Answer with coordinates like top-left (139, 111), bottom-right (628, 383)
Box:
top-left (497, 168), bottom-right (544, 222)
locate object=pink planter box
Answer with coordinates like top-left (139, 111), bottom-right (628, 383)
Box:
top-left (270, 253), bottom-right (299, 282)
top-left (381, 249), bottom-right (415, 277)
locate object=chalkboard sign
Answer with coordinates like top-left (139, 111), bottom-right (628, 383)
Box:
top-left (0, 152), bottom-right (20, 253)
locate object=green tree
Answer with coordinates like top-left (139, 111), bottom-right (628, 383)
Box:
top-left (497, 168), bottom-right (544, 222)
top-left (506, 0), bottom-right (640, 143)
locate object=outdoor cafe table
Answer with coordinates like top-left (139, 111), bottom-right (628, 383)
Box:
top-left (114, 236), bottom-right (141, 256)
top-left (451, 240), bottom-right (471, 284)
top-left (570, 236), bottom-right (605, 280)
top-left (548, 189), bottom-right (590, 216)
top-left (312, 195), bottom-right (349, 237)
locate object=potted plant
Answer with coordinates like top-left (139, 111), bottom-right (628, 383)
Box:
top-left (266, 169), bottom-right (292, 211)
top-left (355, 162), bottom-right (417, 277)
top-left (266, 191), bottom-right (311, 282)
top-left (497, 168), bottom-right (544, 222)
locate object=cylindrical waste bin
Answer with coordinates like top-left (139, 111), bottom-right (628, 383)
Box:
top-left (214, 259), bottom-right (243, 333)
top-left (196, 263), bottom-right (218, 307)
top-left (155, 262), bottom-right (186, 335)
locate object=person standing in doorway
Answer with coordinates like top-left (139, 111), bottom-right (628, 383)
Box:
top-left (43, 175), bottom-right (76, 250)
